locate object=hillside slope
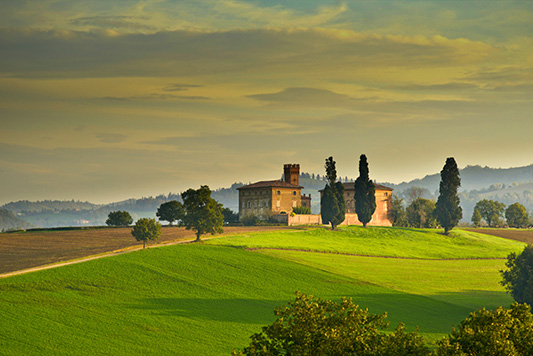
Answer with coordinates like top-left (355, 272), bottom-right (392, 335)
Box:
top-left (0, 226), bottom-right (524, 355)
top-left (0, 209), bottom-right (35, 231)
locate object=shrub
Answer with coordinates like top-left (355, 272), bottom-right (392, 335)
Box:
top-left (435, 303), bottom-right (533, 356)
top-left (233, 292), bottom-right (429, 356)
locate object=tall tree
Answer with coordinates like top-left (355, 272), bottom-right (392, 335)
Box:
top-left (181, 185), bottom-right (224, 241)
top-left (156, 200), bottom-right (184, 226)
top-left (434, 157), bottom-right (462, 234)
top-left (131, 217), bottom-right (161, 248)
top-left (320, 156), bottom-right (345, 230)
top-left (474, 199), bottom-right (506, 227)
top-left (471, 208), bottom-right (482, 227)
top-left (354, 154), bottom-right (376, 227)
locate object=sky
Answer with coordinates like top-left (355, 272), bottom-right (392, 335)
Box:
top-left (0, 0), bottom-right (532, 205)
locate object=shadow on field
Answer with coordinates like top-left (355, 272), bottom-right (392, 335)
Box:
top-left (129, 298), bottom-right (282, 324)
top-left (127, 289), bottom-right (511, 333)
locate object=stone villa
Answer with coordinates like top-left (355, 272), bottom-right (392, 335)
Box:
top-left (237, 164), bottom-right (311, 220)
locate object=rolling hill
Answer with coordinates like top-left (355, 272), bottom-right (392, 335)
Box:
top-left (0, 226), bottom-right (525, 355)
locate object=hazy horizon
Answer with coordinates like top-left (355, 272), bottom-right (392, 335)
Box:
top-left (1, 1), bottom-right (532, 205)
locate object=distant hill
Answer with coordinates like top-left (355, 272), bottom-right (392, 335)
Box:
top-left (3, 163), bottom-right (533, 227)
top-left (0, 209), bottom-right (35, 231)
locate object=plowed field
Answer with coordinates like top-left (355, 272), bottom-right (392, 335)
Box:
top-left (0, 226), bottom-right (289, 274)
top-left (469, 228), bottom-right (533, 244)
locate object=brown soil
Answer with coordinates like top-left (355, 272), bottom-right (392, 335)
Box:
top-left (0, 226), bottom-right (290, 274)
top-left (469, 228), bottom-right (533, 245)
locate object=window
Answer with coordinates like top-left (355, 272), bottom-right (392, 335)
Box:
top-left (293, 191), bottom-right (297, 195)
top-left (277, 191), bottom-right (280, 195)
top-left (292, 201), bottom-right (297, 207)
top-left (247, 202), bottom-right (251, 208)
top-left (276, 200), bottom-right (280, 208)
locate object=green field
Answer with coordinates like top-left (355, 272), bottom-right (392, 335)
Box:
top-left (0, 226), bottom-right (526, 355)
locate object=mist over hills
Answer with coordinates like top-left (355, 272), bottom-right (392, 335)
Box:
top-left (2, 164), bottom-right (533, 229)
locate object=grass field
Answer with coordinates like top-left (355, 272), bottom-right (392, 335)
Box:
top-left (0, 226), bottom-right (526, 355)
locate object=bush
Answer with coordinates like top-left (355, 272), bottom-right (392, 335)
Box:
top-left (292, 206), bottom-right (311, 214)
top-left (241, 214), bottom-right (259, 226)
top-left (233, 292), bottom-right (429, 356)
top-left (435, 303), bottom-right (533, 356)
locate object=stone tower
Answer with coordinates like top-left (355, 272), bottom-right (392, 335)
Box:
top-left (284, 164), bottom-right (300, 186)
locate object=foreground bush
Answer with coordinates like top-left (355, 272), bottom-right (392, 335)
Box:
top-left (235, 293), bottom-right (533, 356)
top-left (233, 292), bottom-right (429, 356)
top-left (435, 303), bottom-right (533, 356)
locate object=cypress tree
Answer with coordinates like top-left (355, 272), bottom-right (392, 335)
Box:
top-left (435, 157), bottom-right (462, 234)
top-left (354, 154), bottom-right (376, 227)
top-left (320, 156), bottom-right (345, 230)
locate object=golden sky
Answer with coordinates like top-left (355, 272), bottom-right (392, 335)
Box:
top-left (1, 1), bottom-right (532, 204)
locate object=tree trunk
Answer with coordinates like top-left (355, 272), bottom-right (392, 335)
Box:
top-left (143, 240), bottom-right (146, 249)
top-left (195, 232), bottom-right (201, 242)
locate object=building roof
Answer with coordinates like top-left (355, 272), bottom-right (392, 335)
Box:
top-left (319, 182), bottom-right (393, 192)
top-left (237, 180), bottom-right (303, 190)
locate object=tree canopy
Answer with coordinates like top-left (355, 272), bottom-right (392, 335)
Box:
top-left (407, 198), bottom-right (437, 228)
top-left (389, 196), bottom-right (408, 227)
top-left (354, 154), bottom-right (376, 227)
top-left (434, 157), bottom-right (462, 234)
top-left (505, 203), bottom-right (529, 228)
top-left (156, 200), bottom-right (184, 226)
top-left (320, 156), bottom-right (345, 230)
top-left (106, 210), bottom-right (133, 226)
top-left (181, 185), bottom-right (224, 241)
top-left (501, 244), bottom-right (533, 305)
top-left (131, 217), bottom-right (161, 248)
top-left (474, 199), bottom-right (506, 227)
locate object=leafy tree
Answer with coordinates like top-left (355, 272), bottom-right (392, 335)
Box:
top-left (389, 196), bottom-right (408, 227)
top-left (156, 200), bottom-right (184, 226)
top-left (435, 303), bottom-right (533, 356)
top-left (131, 217), bottom-right (161, 248)
top-left (292, 205), bottom-right (311, 214)
top-left (222, 207), bottom-right (239, 224)
top-left (354, 154), bottom-right (376, 227)
top-left (474, 199), bottom-right (506, 227)
top-left (320, 156), bottom-right (345, 230)
top-left (501, 245), bottom-right (533, 305)
top-left (506, 203), bottom-right (529, 228)
top-left (471, 208), bottom-right (482, 227)
top-left (233, 292), bottom-right (430, 356)
top-left (404, 186), bottom-right (431, 204)
top-left (407, 198), bottom-right (437, 228)
top-left (106, 210), bottom-right (133, 226)
top-left (435, 157), bottom-right (462, 234)
top-left (181, 185), bottom-right (224, 241)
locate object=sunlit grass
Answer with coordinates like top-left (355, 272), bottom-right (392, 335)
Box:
top-left (0, 226), bottom-right (524, 354)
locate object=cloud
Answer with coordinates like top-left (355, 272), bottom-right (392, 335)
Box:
top-left (162, 83), bottom-right (203, 92)
top-left (247, 87), bottom-right (360, 107)
top-left (391, 83), bottom-right (480, 91)
top-left (95, 133), bottom-right (127, 143)
top-left (94, 93), bottom-right (210, 101)
top-left (0, 27), bottom-right (498, 79)
top-left (69, 15), bottom-right (156, 31)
